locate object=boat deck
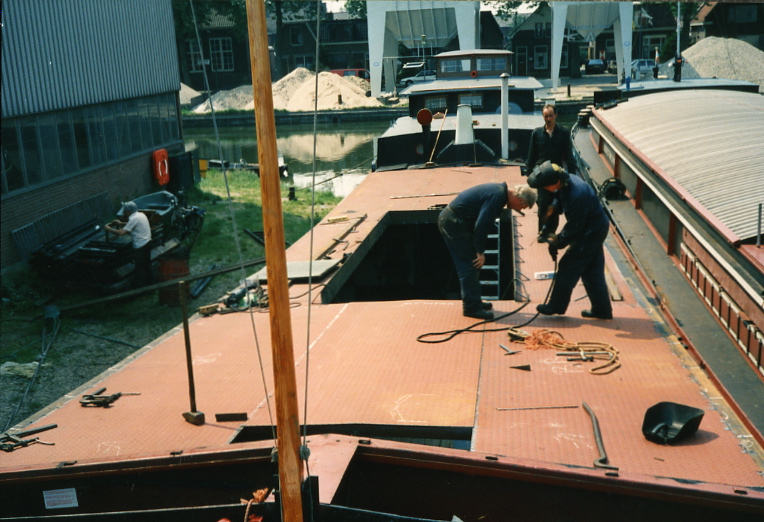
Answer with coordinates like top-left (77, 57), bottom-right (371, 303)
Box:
top-left (3, 165), bottom-right (763, 506)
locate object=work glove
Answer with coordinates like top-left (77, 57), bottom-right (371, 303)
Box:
top-left (548, 243), bottom-right (558, 262)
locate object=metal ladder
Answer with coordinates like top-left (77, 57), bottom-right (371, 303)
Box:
top-left (480, 218), bottom-right (501, 301)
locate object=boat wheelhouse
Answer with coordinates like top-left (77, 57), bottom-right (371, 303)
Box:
top-left (374, 50), bottom-right (542, 171)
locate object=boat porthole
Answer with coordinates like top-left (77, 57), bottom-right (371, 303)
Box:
top-left (416, 143), bottom-right (424, 155)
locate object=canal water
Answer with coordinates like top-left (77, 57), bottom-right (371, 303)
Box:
top-left (183, 115), bottom-right (578, 198)
top-left (183, 121), bottom-right (391, 198)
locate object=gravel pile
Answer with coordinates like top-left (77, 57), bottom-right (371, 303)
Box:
top-left (659, 36), bottom-right (764, 92)
top-left (192, 67), bottom-right (383, 113)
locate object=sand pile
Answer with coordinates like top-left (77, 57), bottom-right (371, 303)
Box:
top-left (192, 68), bottom-right (382, 113)
top-left (192, 84), bottom-right (257, 113)
top-left (659, 37), bottom-right (764, 92)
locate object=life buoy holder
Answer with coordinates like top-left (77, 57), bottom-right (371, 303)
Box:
top-left (470, 70), bottom-right (477, 78)
top-left (152, 149), bottom-right (170, 186)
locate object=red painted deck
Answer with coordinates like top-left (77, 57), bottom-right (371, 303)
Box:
top-left (3, 166), bottom-right (763, 502)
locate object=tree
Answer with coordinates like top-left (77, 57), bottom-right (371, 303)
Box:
top-left (345, 0), bottom-right (367, 19)
top-left (485, 1), bottom-right (530, 21)
top-left (172, 1), bottom-right (247, 44)
top-left (267, 1), bottom-right (321, 77)
top-left (660, 2), bottom-right (701, 60)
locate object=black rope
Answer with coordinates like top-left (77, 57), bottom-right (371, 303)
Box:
top-left (417, 260), bottom-right (558, 344)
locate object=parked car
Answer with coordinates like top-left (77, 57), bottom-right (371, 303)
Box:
top-left (584, 59), bottom-right (606, 74)
top-left (400, 70), bottom-right (436, 86)
top-left (631, 59), bottom-right (656, 78)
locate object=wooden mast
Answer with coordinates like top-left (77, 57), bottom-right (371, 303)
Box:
top-left (245, 1), bottom-right (304, 520)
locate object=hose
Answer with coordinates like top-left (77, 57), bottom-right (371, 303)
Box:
top-left (416, 259), bottom-right (558, 344)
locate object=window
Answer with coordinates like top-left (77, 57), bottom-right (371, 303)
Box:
top-left (71, 108), bottom-right (92, 171)
top-left (293, 55), bottom-right (315, 70)
top-left (534, 46), bottom-right (548, 70)
top-left (458, 93), bottom-right (483, 109)
top-left (516, 46), bottom-right (528, 75)
top-left (328, 53), bottom-right (349, 69)
top-left (186, 39), bottom-right (204, 72)
top-left (209, 38), bottom-right (234, 72)
top-left (86, 106), bottom-right (106, 166)
top-left (110, 101), bottom-right (130, 158)
top-left (476, 57), bottom-right (508, 72)
top-left (291, 27), bottom-right (304, 46)
top-left (149, 97), bottom-right (163, 147)
top-left (643, 35), bottom-right (664, 60)
top-left (126, 99), bottom-right (143, 154)
top-left (534, 23), bottom-right (543, 39)
top-left (1, 119), bottom-right (24, 194)
top-left (2, 94), bottom-right (181, 195)
top-left (440, 58), bottom-right (470, 74)
top-left (729, 5), bottom-right (757, 23)
top-left (39, 114), bottom-right (64, 180)
top-left (56, 111), bottom-right (78, 175)
top-left (424, 95), bottom-right (447, 112)
top-left (19, 116), bottom-right (42, 187)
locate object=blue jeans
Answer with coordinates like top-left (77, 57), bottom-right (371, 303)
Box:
top-left (438, 207), bottom-right (482, 311)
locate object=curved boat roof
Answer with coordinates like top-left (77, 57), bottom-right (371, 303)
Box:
top-left (403, 76), bottom-right (544, 95)
top-left (436, 49), bottom-right (513, 57)
top-left (593, 89), bottom-right (764, 244)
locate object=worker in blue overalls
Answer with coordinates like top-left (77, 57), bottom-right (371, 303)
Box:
top-left (528, 162), bottom-right (612, 320)
top-left (439, 183), bottom-right (537, 320)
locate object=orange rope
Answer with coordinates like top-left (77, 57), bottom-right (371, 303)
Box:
top-left (507, 328), bottom-right (621, 375)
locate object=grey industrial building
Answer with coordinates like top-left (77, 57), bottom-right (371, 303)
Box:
top-left (1, 0), bottom-right (185, 270)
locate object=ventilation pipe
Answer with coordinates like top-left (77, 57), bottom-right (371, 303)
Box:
top-left (455, 104), bottom-right (474, 146)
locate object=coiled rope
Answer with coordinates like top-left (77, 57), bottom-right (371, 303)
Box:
top-left (507, 327), bottom-right (621, 375)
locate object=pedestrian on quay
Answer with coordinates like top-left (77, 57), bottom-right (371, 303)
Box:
top-left (525, 104), bottom-right (577, 242)
top-left (528, 163), bottom-right (612, 320)
top-left (105, 201), bottom-right (153, 287)
top-left (439, 183), bottom-right (537, 320)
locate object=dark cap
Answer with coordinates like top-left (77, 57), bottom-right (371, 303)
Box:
top-left (527, 161), bottom-right (566, 189)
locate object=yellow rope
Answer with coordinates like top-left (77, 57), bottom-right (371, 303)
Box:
top-left (507, 328), bottom-right (621, 375)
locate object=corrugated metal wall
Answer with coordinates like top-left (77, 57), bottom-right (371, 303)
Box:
top-left (2, 0), bottom-right (180, 118)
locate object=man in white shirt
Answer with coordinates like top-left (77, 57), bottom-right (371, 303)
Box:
top-left (105, 201), bottom-right (152, 287)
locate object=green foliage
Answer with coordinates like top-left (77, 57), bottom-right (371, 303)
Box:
top-left (485, 1), bottom-right (529, 21)
top-left (345, 0), bottom-right (366, 19)
top-left (172, 1), bottom-right (248, 44)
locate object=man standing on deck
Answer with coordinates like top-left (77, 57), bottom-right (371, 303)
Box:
top-left (439, 184), bottom-right (537, 320)
top-left (525, 104), bottom-right (577, 242)
top-left (105, 201), bottom-right (153, 287)
top-left (528, 164), bottom-right (612, 320)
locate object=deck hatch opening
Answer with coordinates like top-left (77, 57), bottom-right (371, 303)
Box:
top-left (321, 210), bottom-right (515, 303)
top-left (231, 424), bottom-right (472, 450)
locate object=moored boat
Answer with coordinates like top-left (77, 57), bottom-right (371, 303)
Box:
top-left (373, 49), bottom-right (541, 171)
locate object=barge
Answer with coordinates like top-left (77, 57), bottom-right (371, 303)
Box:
top-left (2, 10), bottom-right (763, 522)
